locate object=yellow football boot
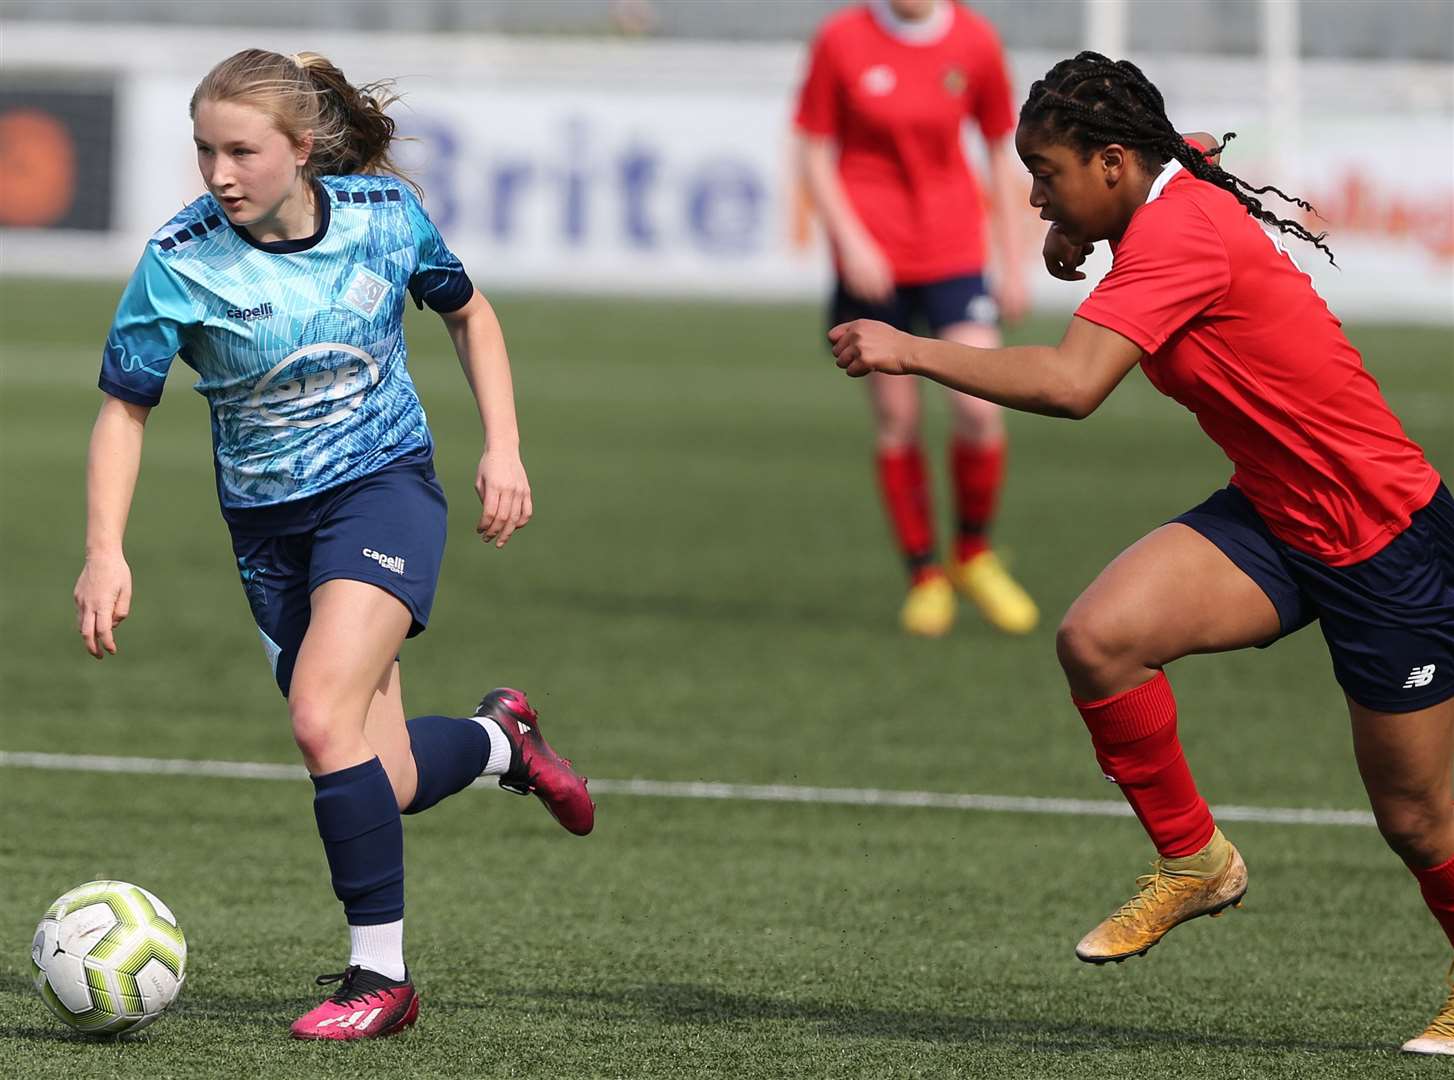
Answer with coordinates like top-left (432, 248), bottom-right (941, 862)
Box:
top-left (1075, 827), bottom-right (1248, 963)
top-left (900, 575), bottom-right (955, 637)
top-left (1403, 964), bottom-right (1454, 1055)
top-left (951, 550), bottom-right (1039, 635)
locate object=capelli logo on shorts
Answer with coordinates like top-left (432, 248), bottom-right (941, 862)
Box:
top-left (362, 547), bottom-right (406, 575)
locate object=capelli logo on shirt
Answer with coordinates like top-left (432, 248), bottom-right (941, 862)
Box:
top-left (227, 302), bottom-right (275, 322)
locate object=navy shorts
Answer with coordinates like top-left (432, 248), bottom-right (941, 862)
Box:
top-left (1174, 482), bottom-right (1454, 713)
top-left (227, 448), bottom-right (448, 697)
top-left (830, 273), bottom-right (998, 337)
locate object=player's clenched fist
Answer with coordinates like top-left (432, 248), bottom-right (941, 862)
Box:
top-left (828, 319), bottom-right (914, 378)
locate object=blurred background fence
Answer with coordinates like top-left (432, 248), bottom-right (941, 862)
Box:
top-left (2, 0), bottom-right (1451, 321)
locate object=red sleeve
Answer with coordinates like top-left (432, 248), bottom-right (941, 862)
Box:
top-left (794, 29), bottom-right (841, 137)
top-left (965, 22), bottom-right (1015, 140)
top-left (1075, 200), bottom-right (1230, 354)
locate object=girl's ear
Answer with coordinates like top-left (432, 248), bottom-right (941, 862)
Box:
top-left (1100, 143), bottom-right (1127, 185)
top-left (294, 129), bottom-right (314, 169)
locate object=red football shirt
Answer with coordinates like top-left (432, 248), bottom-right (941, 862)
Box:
top-left (1076, 162), bottom-right (1440, 565)
top-left (794, 2), bottom-right (1015, 283)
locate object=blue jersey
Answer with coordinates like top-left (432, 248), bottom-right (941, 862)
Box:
top-left (100, 175), bottom-right (473, 511)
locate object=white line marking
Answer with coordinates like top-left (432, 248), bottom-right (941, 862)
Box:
top-left (0, 750), bottom-right (1376, 827)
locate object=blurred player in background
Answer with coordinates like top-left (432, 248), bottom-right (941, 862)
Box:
top-left (829, 52), bottom-right (1454, 1055)
top-left (795, 0), bottom-right (1039, 638)
top-left (71, 49), bottom-right (594, 1040)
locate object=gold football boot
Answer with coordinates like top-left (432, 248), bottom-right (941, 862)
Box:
top-left (1076, 827), bottom-right (1247, 963)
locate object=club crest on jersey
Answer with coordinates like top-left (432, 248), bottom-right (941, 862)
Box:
top-left (860, 64), bottom-right (896, 97)
top-left (248, 342), bottom-right (380, 429)
top-left (340, 265), bottom-right (391, 322)
top-left (942, 67), bottom-right (967, 96)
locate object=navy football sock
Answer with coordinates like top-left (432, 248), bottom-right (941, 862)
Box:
top-left (402, 714), bottom-right (492, 815)
top-left (311, 757), bottom-right (404, 925)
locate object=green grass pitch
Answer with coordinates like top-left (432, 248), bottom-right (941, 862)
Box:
top-left (1, 277), bottom-right (1450, 1078)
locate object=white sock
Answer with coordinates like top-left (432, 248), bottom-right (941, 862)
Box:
top-left (472, 716), bottom-right (514, 776)
top-left (348, 920), bottom-right (406, 982)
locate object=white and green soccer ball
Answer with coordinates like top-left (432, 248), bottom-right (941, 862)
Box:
top-left (30, 880), bottom-right (187, 1036)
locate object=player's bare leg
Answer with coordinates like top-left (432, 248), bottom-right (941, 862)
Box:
top-left (365, 662), bottom-right (417, 810)
top-left (866, 372), bottom-right (954, 635)
top-left (1352, 696), bottom-right (1454, 1054)
top-left (1059, 524), bottom-right (1280, 961)
top-left (939, 320), bottom-right (1038, 635)
top-left (288, 580), bottom-right (419, 1040)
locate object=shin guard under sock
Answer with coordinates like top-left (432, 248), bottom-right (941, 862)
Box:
top-left (949, 438), bottom-right (1004, 563)
top-left (402, 714), bottom-right (494, 815)
top-left (311, 757), bottom-right (405, 925)
top-left (1412, 850), bottom-right (1454, 949)
top-left (1075, 672), bottom-right (1215, 859)
top-left (875, 445), bottom-right (937, 581)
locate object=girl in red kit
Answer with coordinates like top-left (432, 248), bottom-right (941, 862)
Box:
top-left (830, 52), bottom-right (1454, 1055)
top-left (795, 0), bottom-right (1038, 638)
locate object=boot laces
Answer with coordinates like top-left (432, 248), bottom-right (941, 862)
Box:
top-left (1109, 863), bottom-right (1182, 926)
top-left (315, 966), bottom-right (392, 1006)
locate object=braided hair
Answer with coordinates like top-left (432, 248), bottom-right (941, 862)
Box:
top-left (1020, 52), bottom-right (1334, 263)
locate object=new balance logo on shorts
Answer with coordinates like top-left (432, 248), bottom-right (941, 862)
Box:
top-left (1404, 664), bottom-right (1437, 690)
top-left (362, 547), bottom-right (406, 575)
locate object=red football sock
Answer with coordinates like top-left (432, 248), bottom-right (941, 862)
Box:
top-left (875, 445), bottom-right (938, 582)
top-left (950, 438), bottom-right (1004, 563)
top-left (1075, 672), bottom-right (1216, 859)
top-left (1412, 850), bottom-right (1454, 949)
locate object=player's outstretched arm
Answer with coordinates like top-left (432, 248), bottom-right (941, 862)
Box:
top-left (74, 395), bottom-right (150, 659)
top-left (440, 289), bottom-right (532, 549)
top-left (828, 315), bottom-right (1143, 420)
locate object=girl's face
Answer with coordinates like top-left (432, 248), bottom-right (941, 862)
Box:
top-left (1014, 122), bottom-right (1142, 245)
top-left (193, 99), bottom-right (310, 227)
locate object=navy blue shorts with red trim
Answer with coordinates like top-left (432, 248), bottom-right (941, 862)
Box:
top-left (830, 273), bottom-right (997, 337)
top-left (227, 448), bottom-right (448, 697)
top-left (1174, 482), bottom-right (1454, 713)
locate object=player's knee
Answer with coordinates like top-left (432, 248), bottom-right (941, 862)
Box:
top-left (1373, 799), bottom-right (1454, 866)
top-left (1055, 608), bottom-right (1141, 691)
top-left (288, 696), bottom-right (347, 765)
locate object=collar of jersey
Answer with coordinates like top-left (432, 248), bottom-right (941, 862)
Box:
top-left (229, 180), bottom-right (332, 254)
top-left (1145, 159), bottom-right (1184, 205)
top-left (869, 0), bottom-right (952, 45)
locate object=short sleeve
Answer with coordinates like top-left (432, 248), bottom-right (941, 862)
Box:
top-left (794, 28), bottom-right (841, 138)
top-left (966, 22), bottom-right (1015, 140)
top-left (404, 190), bottom-right (474, 313)
top-left (1075, 200), bottom-right (1230, 355)
top-left (99, 246), bottom-right (194, 406)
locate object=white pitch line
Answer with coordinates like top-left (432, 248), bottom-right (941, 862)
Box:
top-left (0, 750), bottom-right (1376, 828)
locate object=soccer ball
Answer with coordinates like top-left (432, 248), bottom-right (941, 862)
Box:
top-left (30, 880), bottom-right (187, 1036)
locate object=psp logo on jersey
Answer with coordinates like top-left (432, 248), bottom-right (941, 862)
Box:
top-left (248, 343), bottom-right (380, 430)
top-left (1404, 664), bottom-right (1437, 690)
top-left (340, 265), bottom-right (391, 322)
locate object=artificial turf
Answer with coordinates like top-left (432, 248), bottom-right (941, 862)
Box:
top-left (1, 278), bottom-right (1450, 1077)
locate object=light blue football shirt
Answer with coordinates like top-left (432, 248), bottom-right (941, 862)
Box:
top-left (100, 175), bottom-right (473, 511)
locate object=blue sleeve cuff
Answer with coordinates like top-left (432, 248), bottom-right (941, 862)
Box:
top-left (98, 376), bottom-right (161, 408)
top-left (410, 272), bottom-right (474, 313)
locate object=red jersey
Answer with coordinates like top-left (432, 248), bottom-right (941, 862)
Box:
top-left (794, 2), bottom-right (1015, 283)
top-left (1076, 162), bottom-right (1440, 566)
